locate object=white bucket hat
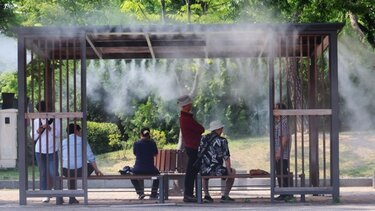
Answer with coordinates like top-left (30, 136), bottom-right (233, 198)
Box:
top-left (208, 120), bottom-right (224, 131)
top-left (177, 95), bottom-right (193, 107)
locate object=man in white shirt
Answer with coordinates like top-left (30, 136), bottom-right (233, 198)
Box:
top-left (31, 100), bottom-right (61, 203)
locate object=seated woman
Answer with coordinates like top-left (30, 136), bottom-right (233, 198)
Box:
top-left (131, 127), bottom-right (160, 200)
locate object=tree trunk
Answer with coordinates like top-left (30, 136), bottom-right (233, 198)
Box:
top-left (349, 12), bottom-right (365, 41)
top-left (177, 61), bottom-right (202, 150)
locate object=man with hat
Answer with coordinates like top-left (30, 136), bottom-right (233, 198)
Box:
top-left (197, 120), bottom-right (236, 203)
top-left (178, 95), bottom-right (205, 202)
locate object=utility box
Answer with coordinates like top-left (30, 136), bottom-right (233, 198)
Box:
top-left (0, 109), bottom-right (18, 168)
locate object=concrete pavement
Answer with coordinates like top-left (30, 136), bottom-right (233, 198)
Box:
top-left (0, 187), bottom-right (374, 210)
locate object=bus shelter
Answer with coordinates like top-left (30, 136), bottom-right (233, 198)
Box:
top-left (15, 23), bottom-right (343, 205)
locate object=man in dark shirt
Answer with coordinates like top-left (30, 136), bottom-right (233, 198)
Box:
top-left (178, 95), bottom-right (205, 202)
top-left (131, 127), bottom-right (159, 200)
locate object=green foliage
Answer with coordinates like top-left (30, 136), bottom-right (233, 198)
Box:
top-left (150, 129), bottom-right (167, 149)
top-left (121, 96), bottom-right (178, 149)
top-left (87, 121), bottom-right (122, 154)
top-left (17, 0), bottom-right (133, 26)
top-left (0, 0), bottom-right (19, 35)
top-left (0, 72), bottom-right (18, 99)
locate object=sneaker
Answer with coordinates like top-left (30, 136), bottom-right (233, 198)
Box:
top-left (138, 194), bottom-right (145, 200)
top-left (274, 195), bottom-right (285, 201)
top-left (183, 195), bottom-right (197, 203)
top-left (69, 198), bottom-right (79, 204)
top-left (220, 195), bottom-right (234, 203)
top-left (284, 195), bottom-right (296, 202)
top-left (42, 197), bottom-right (50, 203)
top-left (149, 193), bottom-right (159, 200)
top-left (203, 195), bottom-right (214, 203)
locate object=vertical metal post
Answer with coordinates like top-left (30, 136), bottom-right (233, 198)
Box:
top-left (268, 53), bottom-right (275, 202)
top-left (197, 174), bottom-right (202, 203)
top-left (158, 175), bottom-right (164, 203)
top-left (18, 35), bottom-right (27, 205)
top-left (329, 31), bottom-right (340, 202)
top-left (187, 0), bottom-right (191, 23)
top-left (80, 33), bottom-right (89, 205)
top-left (308, 35), bottom-right (319, 187)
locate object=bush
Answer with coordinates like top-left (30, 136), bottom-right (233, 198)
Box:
top-left (87, 121), bottom-right (122, 154)
top-left (125, 128), bottom-right (167, 150)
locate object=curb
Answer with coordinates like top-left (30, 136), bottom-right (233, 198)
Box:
top-left (0, 178), bottom-right (372, 189)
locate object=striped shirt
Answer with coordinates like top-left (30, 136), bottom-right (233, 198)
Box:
top-left (274, 116), bottom-right (290, 160)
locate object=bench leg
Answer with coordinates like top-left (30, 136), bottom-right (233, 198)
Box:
top-left (197, 174), bottom-right (202, 204)
top-left (164, 176), bottom-right (169, 200)
top-left (159, 175), bottom-right (164, 203)
top-left (55, 177), bottom-right (63, 205)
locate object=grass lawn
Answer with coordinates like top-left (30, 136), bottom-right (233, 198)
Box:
top-left (1, 131), bottom-right (374, 179)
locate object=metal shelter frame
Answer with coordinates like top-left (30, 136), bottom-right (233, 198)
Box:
top-left (15, 23), bottom-right (343, 205)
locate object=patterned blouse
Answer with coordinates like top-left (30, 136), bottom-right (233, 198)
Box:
top-left (198, 132), bottom-right (230, 176)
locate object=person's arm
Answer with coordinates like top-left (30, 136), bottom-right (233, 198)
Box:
top-left (153, 141), bottom-right (158, 156)
top-left (275, 135), bottom-right (288, 161)
top-left (52, 119), bottom-right (61, 138)
top-left (224, 157), bottom-right (235, 175)
top-left (90, 161), bottom-right (103, 176)
top-left (189, 117), bottom-right (205, 134)
top-left (222, 138), bottom-right (233, 175)
top-left (87, 143), bottom-right (103, 176)
top-left (33, 119), bottom-right (48, 136)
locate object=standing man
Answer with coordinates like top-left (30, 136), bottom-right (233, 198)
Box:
top-left (274, 103), bottom-right (293, 201)
top-left (31, 100), bottom-right (61, 203)
top-left (178, 95), bottom-right (204, 202)
top-left (198, 120), bottom-right (236, 203)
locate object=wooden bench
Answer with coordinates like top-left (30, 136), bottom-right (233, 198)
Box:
top-left (196, 173), bottom-right (293, 203)
top-left (58, 174), bottom-right (165, 204)
top-left (60, 149), bottom-right (186, 203)
top-left (86, 174), bottom-right (165, 203)
top-left (154, 149), bottom-right (187, 199)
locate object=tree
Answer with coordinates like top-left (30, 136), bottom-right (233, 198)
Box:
top-left (17, 0), bottom-right (132, 26)
top-left (250, 0), bottom-right (375, 49)
top-left (0, 0), bottom-right (19, 35)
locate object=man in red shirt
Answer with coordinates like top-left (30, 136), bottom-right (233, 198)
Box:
top-left (178, 95), bottom-right (204, 202)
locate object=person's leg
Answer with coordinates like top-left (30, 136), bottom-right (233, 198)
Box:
top-left (282, 159), bottom-right (294, 200)
top-left (275, 159), bottom-right (287, 199)
top-left (46, 152), bottom-right (59, 190)
top-left (150, 169), bottom-right (160, 197)
top-left (203, 178), bottom-right (209, 196)
top-left (131, 179), bottom-right (145, 198)
top-left (275, 159), bottom-right (282, 187)
top-left (87, 163), bottom-right (95, 176)
top-left (282, 159), bottom-right (289, 188)
top-left (224, 168), bottom-right (236, 197)
top-left (151, 179), bottom-right (159, 197)
top-left (35, 153), bottom-right (47, 190)
top-left (184, 147), bottom-right (198, 198)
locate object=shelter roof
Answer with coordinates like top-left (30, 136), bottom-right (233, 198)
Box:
top-left (14, 23), bottom-right (344, 59)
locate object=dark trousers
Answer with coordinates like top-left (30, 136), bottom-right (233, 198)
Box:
top-left (130, 168), bottom-right (159, 196)
top-left (184, 147), bottom-right (199, 197)
top-left (62, 163), bottom-right (95, 200)
top-left (276, 159), bottom-right (290, 196)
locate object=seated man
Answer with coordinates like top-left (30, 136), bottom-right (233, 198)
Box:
top-left (131, 127), bottom-right (159, 200)
top-left (62, 123), bottom-right (103, 204)
top-left (198, 120), bottom-right (236, 203)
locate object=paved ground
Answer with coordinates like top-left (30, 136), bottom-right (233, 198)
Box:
top-left (0, 187), bottom-right (374, 210)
